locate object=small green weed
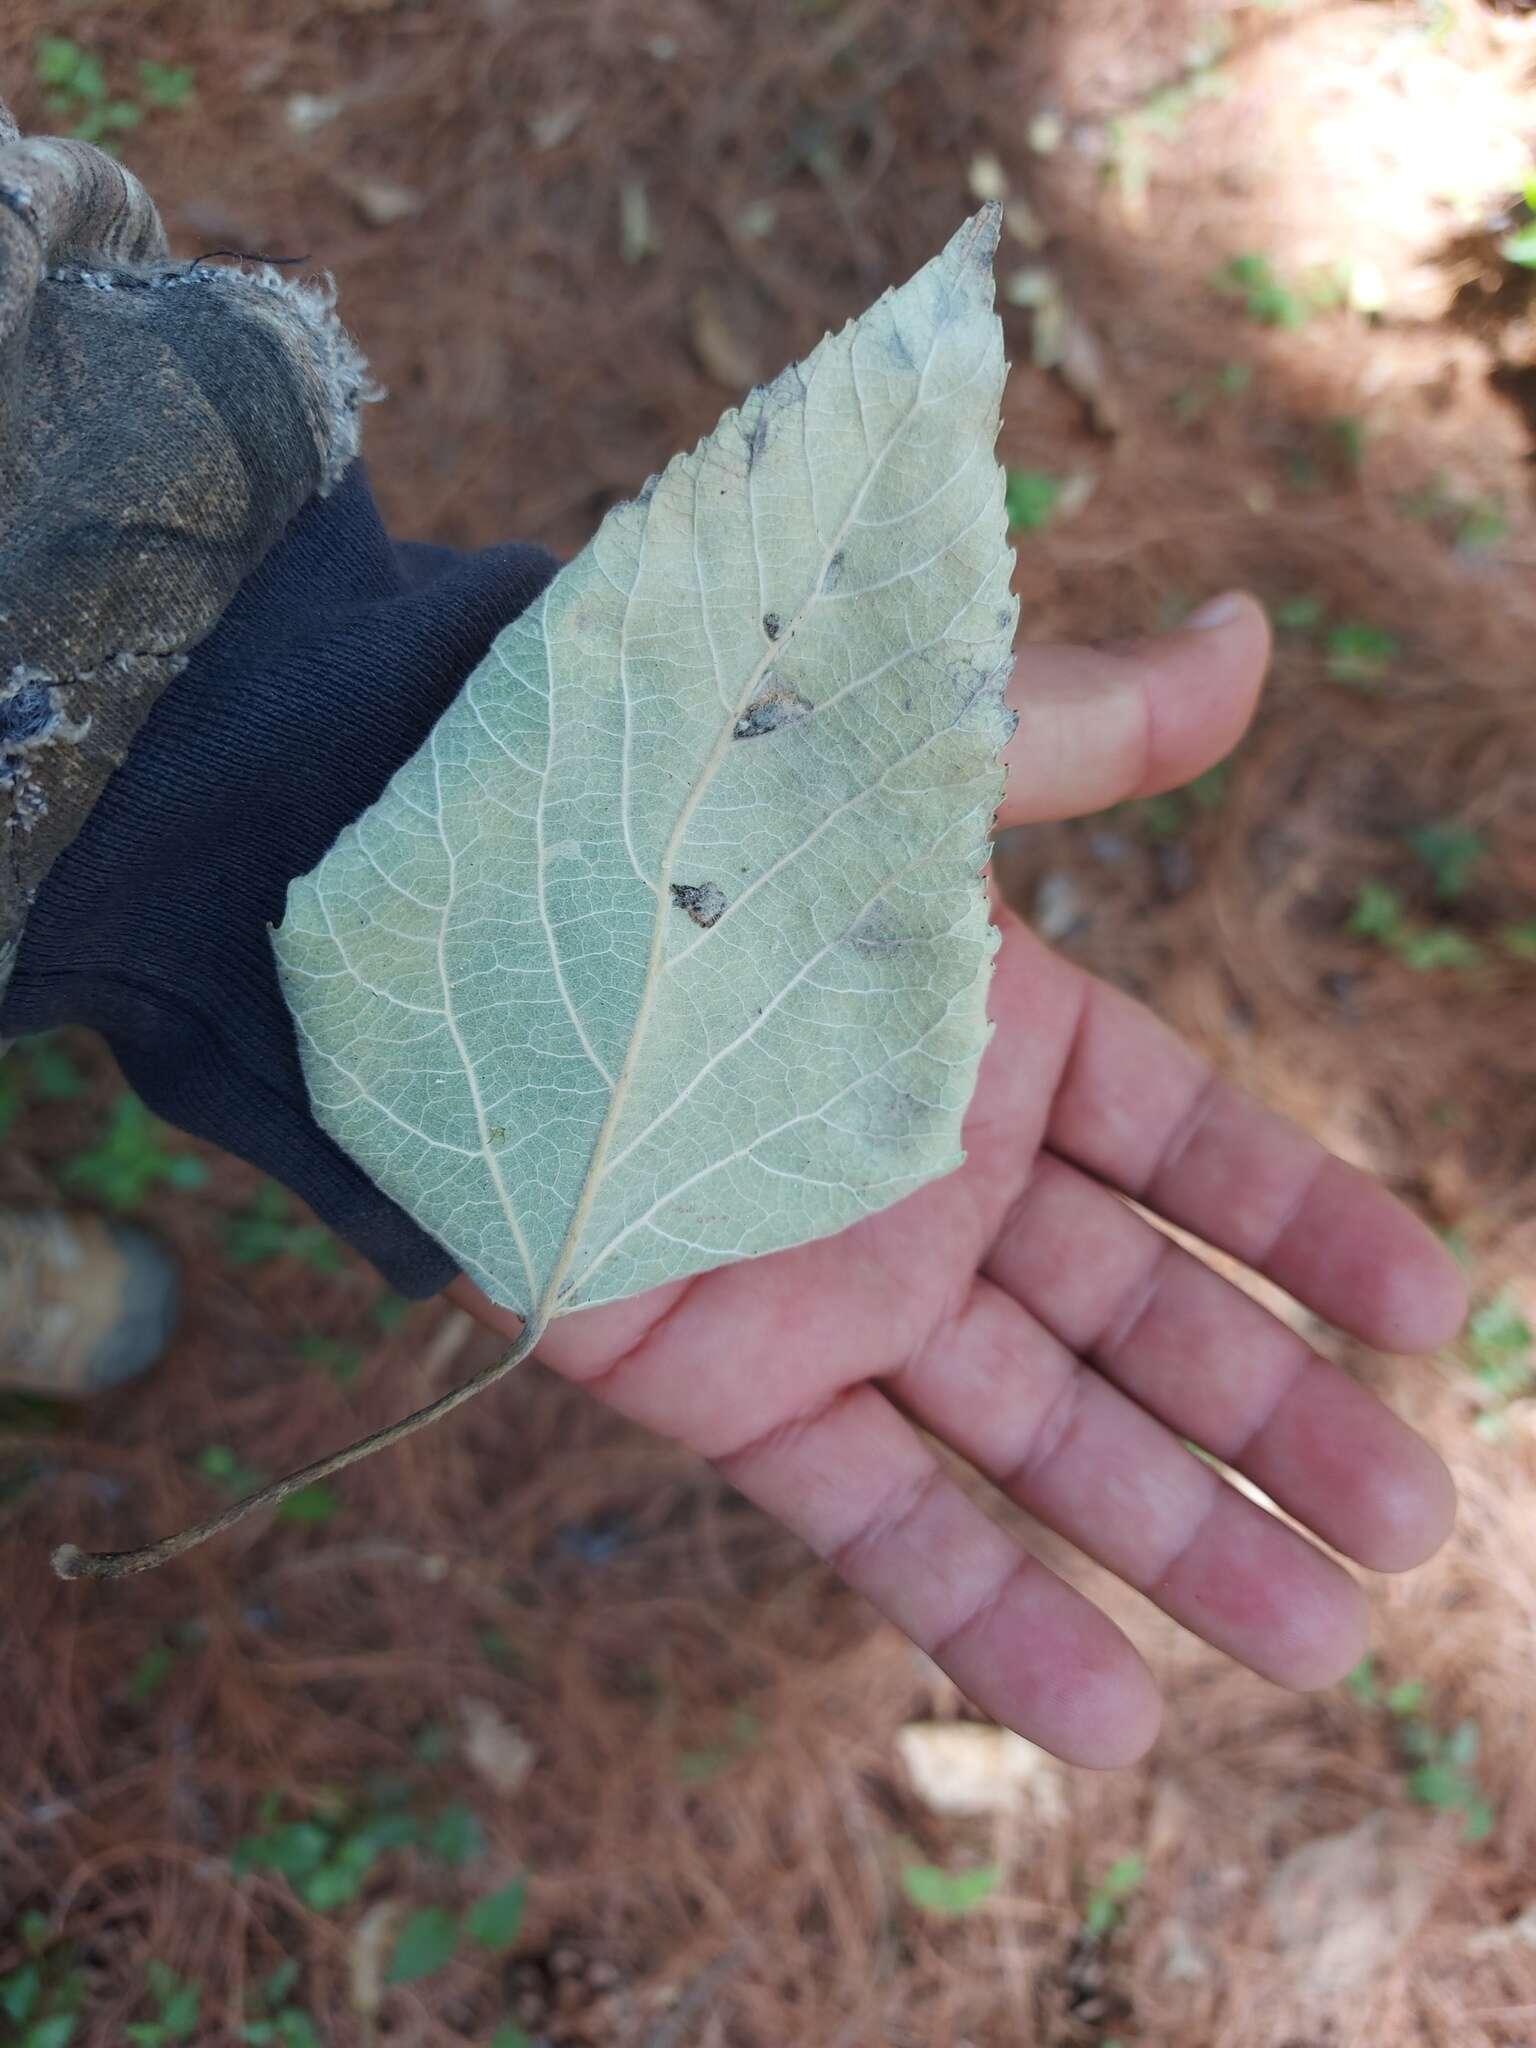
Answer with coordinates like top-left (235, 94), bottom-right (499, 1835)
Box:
top-left (126, 1642), bottom-right (177, 1703)
top-left (899, 1860), bottom-right (999, 1916)
top-left (1106, 35), bottom-right (1231, 211)
top-left (1170, 359), bottom-right (1252, 425)
top-left (1407, 822), bottom-right (1485, 904)
top-left (124, 1961), bottom-right (199, 2047)
top-left (276, 1483), bottom-right (339, 1527)
top-left (1082, 1852), bottom-right (1145, 1939)
top-left (1324, 620), bottom-right (1399, 688)
top-left (196, 1444), bottom-right (267, 1498)
top-left (385, 1879), bottom-right (529, 1987)
top-left (59, 1095), bottom-right (208, 1211)
top-left (1460, 1292), bottom-right (1534, 1439)
top-left (1269, 593), bottom-right (1327, 635)
top-left (296, 1334), bottom-right (364, 1384)
top-left (1500, 171), bottom-right (1536, 268)
top-left (0, 1919), bottom-right (87, 2048)
top-left (1211, 253), bottom-right (1347, 329)
top-left (224, 1185), bottom-right (346, 1274)
top-left (675, 1706), bottom-right (761, 1784)
top-left (239, 1958), bottom-right (324, 2046)
top-left (1500, 919), bottom-right (1536, 961)
top-left (34, 38), bottom-right (195, 151)
top-left (1347, 883), bottom-right (1483, 973)
top-left (1109, 762), bottom-right (1228, 845)
top-left (1346, 1660), bottom-right (1495, 1840)
top-left (232, 1778), bottom-right (519, 1928)
top-left (0, 1033), bottom-right (87, 1142)
top-left (370, 1293), bottom-right (412, 1335)
top-left (1400, 474), bottom-right (1509, 552)
top-left (1004, 469), bottom-right (1064, 533)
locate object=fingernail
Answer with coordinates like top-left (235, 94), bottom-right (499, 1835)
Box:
top-left (1183, 591), bottom-right (1245, 632)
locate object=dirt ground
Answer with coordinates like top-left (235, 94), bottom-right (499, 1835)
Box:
top-left (3, 1), bottom-right (1536, 2043)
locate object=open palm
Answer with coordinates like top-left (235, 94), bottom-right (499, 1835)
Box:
top-left (453, 595), bottom-right (1464, 1767)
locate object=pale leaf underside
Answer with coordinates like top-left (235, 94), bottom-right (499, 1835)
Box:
top-left (275, 207), bottom-right (1018, 1324)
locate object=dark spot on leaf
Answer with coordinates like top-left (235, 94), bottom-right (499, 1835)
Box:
top-left (762, 612), bottom-right (781, 641)
top-left (996, 606), bottom-right (1013, 630)
top-left (670, 881), bottom-right (727, 928)
top-left (743, 361), bottom-right (806, 467)
top-left (883, 320), bottom-right (916, 372)
top-left (825, 549), bottom-right (846, 592)
top-left (732, 687), bottom-right (814, 740)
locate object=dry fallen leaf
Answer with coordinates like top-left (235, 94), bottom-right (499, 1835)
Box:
top-left (461, 1697), bottom-right (537, 1795)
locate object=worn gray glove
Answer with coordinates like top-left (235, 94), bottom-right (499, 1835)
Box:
top-left (0, 95), bottom-right (372, 992)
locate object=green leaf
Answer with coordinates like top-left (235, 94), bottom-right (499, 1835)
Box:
top-left (1325, 621), bottom-right (1398, 686)
top-left (429, 1803), bottom-right (487, 1866)
top-left (899, 1862), bottom-right (999, 1916)
top-left (36, 37), bottom-right (84, 87)
top-left (1343, 1656), bottom-right (1378, 1704)
top-left (25, 2020), bottom-right (78, 2048)
top-left (1445, 1719), bottom-right (1480, 1768)
top-left (1385, 1679), bottom-right (1426, 1716)
top-left (233, 1820), bottom-right (332, 1880)
top-left (128, 1644), bottom-right (174, 1701)
top-left (1212, 252), bottom-right (1308, 328)
top-left (1407, 1760), bottom-right (1466, 1808)
top-left (1395, 927), bottom-right (1482, 972)
top-left (138, 60), bottom-right (196, 108)
top-left (1271, 594), bottom-right (1325, 634)
top-left (24, 1036), bottom-right (85, 1100)
top-left (491, 2027), bottom-right (532, 2048)
top-left (2, 1966), bottom-right (41, 2023)
top-left (160, 1983), bottom-right (199, 2040)
top-left (124, 2028), bottom-right (167, 2048)
top-left (1407, 822), bottom-right (1484, 903)
top-left (413, 1720), bottom-right (452, 1763)
top-left (1349, 882), bottom-right (1404, 941)
top-left (261, 1961), bottom-right (301, 2010)
top-left (1462, 1795), bottom-right (1495, 1842)
top-left (276, 212), bottom-right (1016, 1326)
top-left (1004, 468), bottom-right (1062, 532)
top-left (241, 2027), bottom-right (277, 2045)
top-left (371, 1292), bottom-right (412, 1333)
top-left (464, 1880), bottom-right (529, 1951)
top-left (25, 2019), bottom-right (78, 2048)
top-left (277, 1484), bottom-right (338, 1525)
top-left (1500, 919), bottom-right (1536, 961)
top-left (1500, 220), bottom-right (1536, 268)
top-left (386, 1906), bottom-right (460, 1985)
top-left (197, 1444), bottom-right (267, 1496)
top-left (301, 1864), bottom-right (364, 1911)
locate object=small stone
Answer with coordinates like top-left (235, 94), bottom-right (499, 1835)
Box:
top-left (1033, 871), bottom-right (1083, 943)
top-left (285, 92), bottom-right (343, 135)
top-left (339, 173), bottom-right (425, 228)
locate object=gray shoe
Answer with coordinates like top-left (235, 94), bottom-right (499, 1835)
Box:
top-left (0, 1208), bottom-right (179, 1395)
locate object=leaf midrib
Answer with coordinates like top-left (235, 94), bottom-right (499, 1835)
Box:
top-left (459, 292), bottom-right (953, 1328)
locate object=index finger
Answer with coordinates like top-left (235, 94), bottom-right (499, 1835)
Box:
top-left (1044, 974), bottom-right (1467, 1353)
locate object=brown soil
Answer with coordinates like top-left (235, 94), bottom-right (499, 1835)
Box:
top-left (2, 2), bottom-right (1535, 2043)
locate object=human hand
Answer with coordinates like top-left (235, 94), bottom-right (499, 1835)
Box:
top-left (452, 594), bottom-right (1465, 1768)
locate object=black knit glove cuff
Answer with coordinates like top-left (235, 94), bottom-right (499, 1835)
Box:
top-left (1, 465), bottom-right (559, 1297)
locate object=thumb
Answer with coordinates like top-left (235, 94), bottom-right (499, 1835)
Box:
top-left (996, 591), bottom-right (1271, 829)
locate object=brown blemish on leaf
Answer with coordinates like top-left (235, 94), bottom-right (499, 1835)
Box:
top-left (732, 685), bottom-right (814, 741)
top-left (669, 880), bottom-right (727, 928)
